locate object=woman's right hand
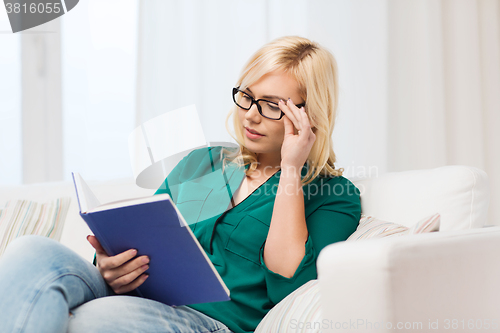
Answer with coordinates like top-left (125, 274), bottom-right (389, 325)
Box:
top-left (87, 235), bottom-right (150, 294)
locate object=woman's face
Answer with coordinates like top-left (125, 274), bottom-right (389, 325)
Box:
top-left (238, 71), bottom-right (303, 158)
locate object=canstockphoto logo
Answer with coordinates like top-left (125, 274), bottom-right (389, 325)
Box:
top-left (4, 0), bottom-right (79, 33)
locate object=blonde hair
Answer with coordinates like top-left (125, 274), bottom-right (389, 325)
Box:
top-left (224, 36), bottom-right (344, 185)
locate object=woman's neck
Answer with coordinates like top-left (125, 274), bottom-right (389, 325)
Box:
top-left (254, 152), bottom-right (281, 178)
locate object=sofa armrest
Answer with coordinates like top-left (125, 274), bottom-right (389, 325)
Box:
top-left (317, 227), bottom-right (500, 332)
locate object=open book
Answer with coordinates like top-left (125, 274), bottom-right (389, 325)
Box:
top-left (71, 172), bottom-right (230, 306)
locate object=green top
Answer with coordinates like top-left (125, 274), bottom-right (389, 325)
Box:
top-left (154, 146), bottom-right (361, 333)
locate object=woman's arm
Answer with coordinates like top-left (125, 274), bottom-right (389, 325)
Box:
top-left (261, 177), bottom-right (361, 304)
top-left (263, 166), bottom-right (308, 278)
top-left (263, 99), bottom-right (316, 278)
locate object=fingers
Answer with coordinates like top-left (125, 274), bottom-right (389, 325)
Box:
top-left (87, 235), bottom-right (107, 256)
top-left (279, 98), bottom-right (312, 136)
top-left (101, 254), bottom-right (149, 281)
top-left (108, 263), bottom-right (150, 294)
top-left (283, 113), bottom-right (295, 136)
top-left (99, 249), bottom-right (142, 272)
top-left (87, 236), bottom-right (150, 294)
top-left (279, 99), bottom-right (300, 130)
top-left (298, 106), bottom-right (313, 136)
top-left (114, 273), bottom-right (149, 294)
top-left (100, 254), bottom-right (150, 294)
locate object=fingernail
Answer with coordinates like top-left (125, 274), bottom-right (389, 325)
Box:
top-left (142, 256), bottom-right (150, 264)
top-left (86, 235), bottom-right (90, 241)
top-left (130, 249), bottom-right (138, 256)
top-left (279, 99), bottom-right (284, 104)
top-left (143, 273), bottom-right (149, 279)
top-left (301, 107), bottom-right (306, 112)
top-left (288, 98), bottom-right (292, 102)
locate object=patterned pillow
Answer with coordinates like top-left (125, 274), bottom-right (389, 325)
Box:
top-left (255, 280), bottom-right (321, 333)
top-left (0, 198), bottom-right (71, 256)
top-left (346, 213), bottom-right (440, 241)
top-left (255, 213), bottom-right (440, 332)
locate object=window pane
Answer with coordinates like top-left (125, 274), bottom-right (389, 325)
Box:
top-left (0, 10), bottom-right (22, 186)
top-left (62, 0), bottom-right (138, 181)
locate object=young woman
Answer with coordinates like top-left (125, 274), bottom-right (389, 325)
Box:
top-left (0, 36), bottom-right (361, 333)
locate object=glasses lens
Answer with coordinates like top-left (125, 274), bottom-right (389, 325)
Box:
top-left (233, 89), bottom-right (252, 110)
top-left (259, 101), bottom-right (282, 120)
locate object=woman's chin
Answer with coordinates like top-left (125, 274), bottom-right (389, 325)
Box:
top-left (243, 140), bottom-right (279, 156)
top-left (243, 139), bottom-right (264, 153)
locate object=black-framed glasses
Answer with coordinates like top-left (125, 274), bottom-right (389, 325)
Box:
top-left (232, 87), bottom-right (305, 120)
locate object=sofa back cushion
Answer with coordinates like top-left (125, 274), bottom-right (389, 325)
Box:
top-left (351, 165), bottom-right (489, 231)
top-left (0, 198), bottom-right (71, 256)
top-left (347, 213), bottom-right (440, 241)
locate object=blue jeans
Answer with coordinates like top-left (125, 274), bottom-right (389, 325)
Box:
top-left (0, 235), bottom-right (232, 333)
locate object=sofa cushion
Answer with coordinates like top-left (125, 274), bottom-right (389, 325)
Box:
top-left (351, 165), bottom-right (489, 230)
top-left (346, 213), bottom-right (440, 241)
top-left (255, 280), bottom-right (321, 333)
top-left (0, 198), bottom-right (71, 256)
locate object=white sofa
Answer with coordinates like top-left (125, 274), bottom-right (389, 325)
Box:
top-left (0, 165), bottom-right (497, 332)
top-left (318, 165), bottom-right (499, 333)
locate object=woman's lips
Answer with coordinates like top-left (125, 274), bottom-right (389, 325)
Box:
top-left (245, 127), bottom-right (264, 139)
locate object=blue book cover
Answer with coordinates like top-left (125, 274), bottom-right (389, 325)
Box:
top-left (71, 172), bottom-right (230, 306)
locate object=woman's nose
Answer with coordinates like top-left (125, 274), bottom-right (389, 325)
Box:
top-left (245, 104), bottom-right (262, 122)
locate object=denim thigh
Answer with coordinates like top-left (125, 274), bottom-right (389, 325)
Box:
top-left (68, 296), bottom-right (233, 333)
top-left (0, 235), bottom-right (112, 333)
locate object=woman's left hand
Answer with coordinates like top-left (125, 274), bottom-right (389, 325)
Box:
top-left (279, 98), bottom-right (316, 170)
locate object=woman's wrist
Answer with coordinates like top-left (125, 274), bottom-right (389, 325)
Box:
top-left (277, 165), bottom-right (303, 198)
top-left (265, 163), bottom-right (307, 277)
top-left (279, 164), bottom-right (303, 178)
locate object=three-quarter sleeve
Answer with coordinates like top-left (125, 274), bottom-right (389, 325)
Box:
top-left (259, 177), bottom-right (361, 305)
top-left (259, 235), bottom-right (317, 304)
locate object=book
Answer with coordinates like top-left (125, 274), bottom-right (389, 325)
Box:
top-left (71, 172), bottom-right (230, 306)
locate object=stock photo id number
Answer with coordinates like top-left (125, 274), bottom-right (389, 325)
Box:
top-left (3, 0), bottom-right (79, 32)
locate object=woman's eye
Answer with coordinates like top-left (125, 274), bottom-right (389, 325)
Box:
top-left (268, 104), bottom-right (280, 111)
top-left (242, 95), bottom-right (252, 101)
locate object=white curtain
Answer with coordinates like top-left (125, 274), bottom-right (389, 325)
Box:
top-left (135, 0), bottom-right (309, 144)
top-left (136, 0), bottom-right (500, 226)
top-left (386, 0), bottom-right (500, 226)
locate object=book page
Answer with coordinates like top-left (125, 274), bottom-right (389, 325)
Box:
top-left (90, 193), bottom-right (172, 213)
top-left (72, 172), bottom-right (102, 213)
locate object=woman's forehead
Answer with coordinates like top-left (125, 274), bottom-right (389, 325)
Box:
top-left (245, 71), bottom-right (300, 97)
